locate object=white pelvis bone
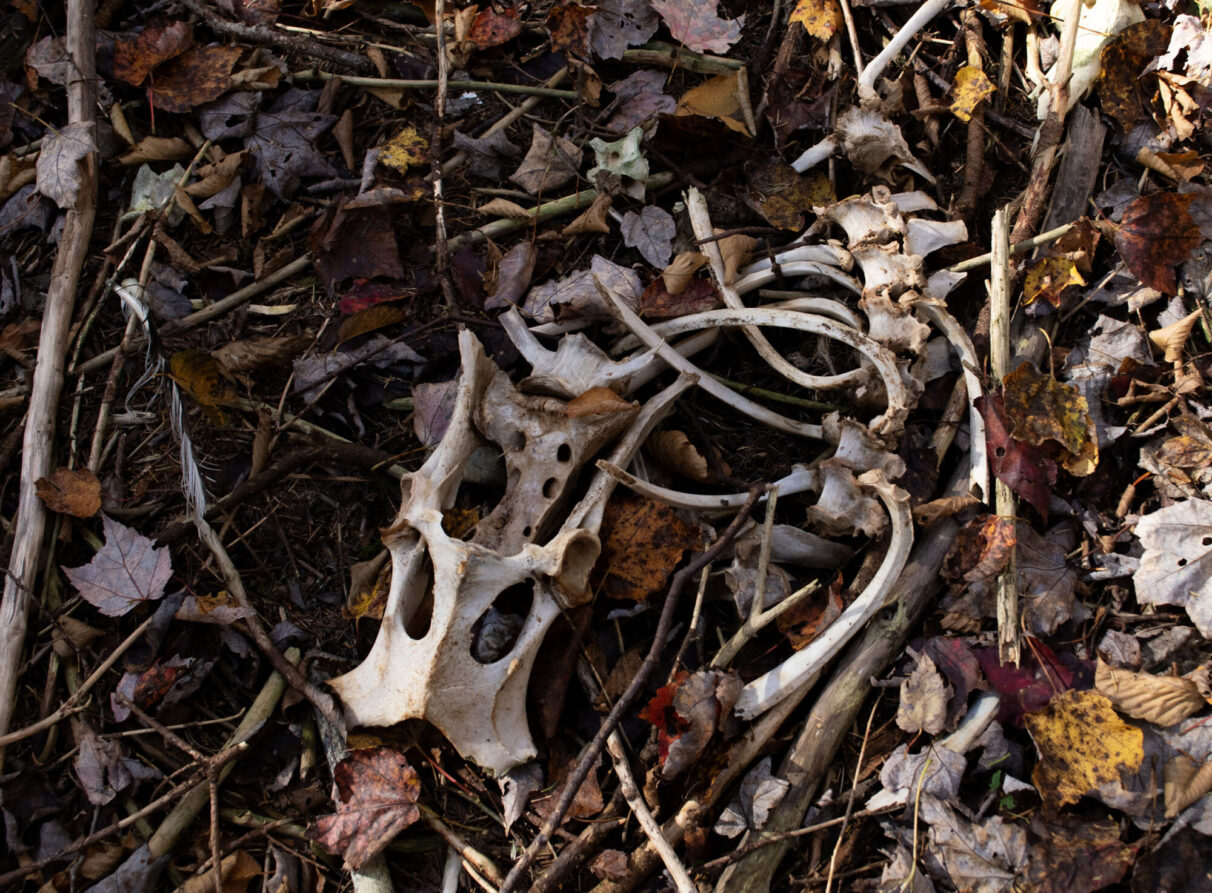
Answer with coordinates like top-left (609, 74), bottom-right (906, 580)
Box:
top-left (330, 330), bottom-right (661, 775)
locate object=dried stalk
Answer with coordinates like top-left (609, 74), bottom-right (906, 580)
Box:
top-left (0, 0), bottom-right (97, 760)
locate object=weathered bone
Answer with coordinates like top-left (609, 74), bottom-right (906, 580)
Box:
top-left (330, 331), bottom-right (683, 775)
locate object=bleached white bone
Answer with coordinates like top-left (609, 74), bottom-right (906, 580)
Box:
top-left (905, 218), bottom-right (969, 260)
top-left (596, 461), bottom-right (820, 512)
top-left (732, 260), bottom-right (863, 296)
top-left (822, 192), bottom-right (906, 248)
top-left (741, 243), bottom-right (853, 274)
top-left (734, 468), bottom-right (913, 718)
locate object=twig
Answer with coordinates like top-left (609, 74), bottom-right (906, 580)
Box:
top-left (497, 488), bottom-right (763, 893)
top-left (622, 41), bottom-right (744, 74)
top-left (606, 731), bottom-right (696, 893)
top-left (989, 208), bottom-right (1020, 666)
top-left (944, 222), bottom-right (1074, 273)
top-left (955, 9), bottom-right (989, 219)
top-left (194, 516), bottom-right (345, 734)
top-left (181, 0), bottom-right (374, 72)
top-left (431, 0), bottom-right (457, 311)
top-left (293, 68), bottom-right (579, 99)
top-left (824, 698), bottom-right (879, 893)
top-left (0, 0), bottom-right (97, 761)
top-left (0, 614), bottom-right (156, 747)
top-left (419, 804), bottom-right (505, 886)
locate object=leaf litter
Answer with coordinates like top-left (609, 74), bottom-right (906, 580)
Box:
top-left (7, 0), bottom-right (1212, 889)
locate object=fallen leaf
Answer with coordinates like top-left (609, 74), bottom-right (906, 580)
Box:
top-left (378, 126), bottom-right (430, 176)
top-left (646, 429), bottom-right (723, 483)
top-left (36, 121), bottom-right (95, 209)
top-left (604, 69), bottom-right (676, 132)
top-left (150, 46), bottom-right (243, 113)
top-left (1098, 20), bottom-right (1172, 131)
top-left (942, 514), bottom-right (1016, 589)
top-left (745, 158), bottom-right (822, 230)
top-left (1095, 659), bottom-right (1207, 727)
top-left (337, 281), bottom-right (410, 315)
top-left (452, 128), bottom-right (522, 180)
top-left (717, 232), bottom-right (756, 284)
top-left (308, 748), bottom-right (422, 870)
top-left (1134, 498), bottom-right (1212, 637)
top-left (1025, 689), bottom-right (1144, 815)
top-left (510, 124), bottom-right (583, 194)
top-left (211, 334), bottom-right (309, 374)
top-left (532, 747), bottom-right (604, 821)
top-left (590, 850), bottom-right (630, 881)
top-left (976, 393), bottom-right (1057, 518)
top-left (478, 197), bottom-right (532, 218)
top-left (469, 5), bottom-right (523, 48)
top-left (592, 0), bottom-right (660, 60)
top-left (1003, 362), bottom-right (1098, 476)
top-left (564, 387), bottom-right (635, 418)
top-left (1016, 523), bottom-right (1084, 636)
top-left (175, 592), bottom-right (256, 626)
top-left (546, 3), bottom-right (594, 59)
top-left (975, 638), bottom-right (1086, 727)
top-left (245, 89), bottom-right (338, 199)
top-left (897, 653), bottom-right (950, 735)
top-left (63, 515), bottom-right (173, 617)
top-left (522, 254), bottom-right (642, 324)
top-left (1149, 308), bottom-right (1202, 363)
top-left (676, 71), bottom-right (753, 136)
top-left (651, 0), bottom-right (744, 54)
top-left (640, 669), bottom-right (742, 778)
top-left (36, 467), bottom-right (101, 518)
top-left (113, 19), bottom-right (194, 86)
top-left (309, 197), bottom-right (403, 290)
top-left (775, 575), bottom-right (844, 649)
top-left (562, 191), bottom-right (613, 235)
top-left (169, 349), bottom-right (242, 423)
top-left (789, 0), bottom-right (841, 42)
top-left (621, 205), bottom-right (675, 267)
top-left (950, 65), bottom-right (996, 122)
top-left (656, 251), bottom-right (709, 297)
top-left (1113, 192), bottom-right (1202, 294)
top-left (179, 849), bottom-right (260, 893)
top-left (1165, 754), bottom-right (1212, 816)
top-left (1024, 256), bottom-right (1085, 309)
top-left (593, 491), bottom-right (704, 602)
top-left (1017, 817), bottom-right (1134, 893)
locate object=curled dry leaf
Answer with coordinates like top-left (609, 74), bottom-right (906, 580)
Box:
top-left (661, 251), bottom-right (708, 294)
top-left (717, 232), bottom-right (756, 285)
top-left (565, 387), bottom-right (635, 418)
top-left (1165, 755), bottom-right (1212, 817)
top-left (640, 669), bottom-right (743, 778)
top-left (675, 71), bottom-right (753, 137)
top-left (478, 197), bottom-right (532, 219)
top-left (36, 467), bottom-right (101, 518)
top-left (562, 192), bottom-right (613, 235)
top-left (646, 429), bottom-right (727, 483)
top-left (1095, 659), bottom-right (1207, 727)
top-left (510, 124), bottom-right (583, 195)
top-left (211, 334), bottom-right (310, 375)
top-left (896, 653), bottom-right (950, 735)
top-left (1149, 309), bottom-right (1202, 363)
top-left (308, 747), bottom-right (421, 870)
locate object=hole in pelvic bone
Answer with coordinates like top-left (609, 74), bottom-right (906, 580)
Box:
top-left (470, 579), bottom-right (535, 663)
top-left (542, 477), bottom-right (559, 498)
top-left (556, 443), bottom-right (572, 462)
top-left (403, 547), bottom-right (436, 640)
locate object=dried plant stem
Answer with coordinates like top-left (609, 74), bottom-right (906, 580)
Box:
top-left (944, 222), bottom-right (1074, 274)
top-left (989, 208), bottom-right (1020, 666)
top-left (0, 0), bottom-right (97, 762)
top-left (294, 68), bottom-right (579, 98)
top-left (606, 731), bottom-right (697, 893)
top-left (497, 489), bottom-right (762, 893)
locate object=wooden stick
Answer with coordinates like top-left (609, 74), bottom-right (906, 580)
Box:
top-left (0, 0), bottom-right (97, 762)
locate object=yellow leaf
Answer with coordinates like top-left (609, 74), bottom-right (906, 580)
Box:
top-left (1024, 689), bottom-right (1144, 814)
top-left (789, 0), bottom-right (842, 41)
top-left (169, 349), bottom-right (241, 424)
top-left (675, 72), bottom-right (753, 137)
top-left (950, 65), bottom-right (996, 122)
top-left (1023, 256), bottom-right (1085, 308)
top-left (378, 126), bottom-right (430, 175)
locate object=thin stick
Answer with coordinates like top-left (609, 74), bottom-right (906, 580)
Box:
top-left (497, 489), bottom-right (763, 893)
top-left (0, 0), bottom-right (97, 761)
top-left (605, 731), bottom-right (696, 893)
top-left (944, 222), bottom-right (1073, 274)
top-left (989, 208), bottom-right (1020, 666)
top-left (431, 0), bottom-right (458, 311)
top-left (824, 698), bottom-right (879, 893)
top-left (294, 69), bottom-right (579, 99)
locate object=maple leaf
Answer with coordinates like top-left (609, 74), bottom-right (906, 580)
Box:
top-left (640, 669), bottom-right (741, 778)
top-left (1133, 498), bottom-right (1212, 636)
top-left (468, 5), bottom-right (523, 48)
top-left (621, 206), bottom-right (675, 267)
top-left (651, 0), bottom-right (744, 54)
top-left (112, 19), bottom-right (194, 86)
top-left (308, 748), bottom-right (421, 870)
top-left (1113, 192), bottom-right (1203, 294)
top-left (63, 515), bottom-right (173, 617)
top-left (789, 0), bottom-right (841, 42)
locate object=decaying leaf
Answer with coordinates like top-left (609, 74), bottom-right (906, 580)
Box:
top-left (63, 515), bottom-right (173, 617)
top-left (658, 251), bottom-right (709, 296)
top-left (533, 748), bottom-right (604, 822)
top-left (651, 0), bottom-right (744, 54)
top-left (36, 467), bottom-right (101, 518)
top-left (1095, 659), bottom-right (1207, 727)
top-left (149, 46), bottom-right (243, 113)
top-left (646, 429), bottom-right (722, 483)
top-left (564, 387), bottom-right (634, 418)
top-left (113, 19), bottom-right (194, 86)
top-left (1024, 256), bottom-right (1086, 309)
top-left (562, 191), bottom-right (613, 235)
top-left (1003, 362), bottom-right (1098, 476)
top-left (640, 669), bottom-right (742, 778)
top-left (621, 205), bottom-right (675, 267)
top-left (546, 3), bottom-right (594, 58)
top-left (377, 126), bottom-right (430, 175)
top-left (510, 124), bottom-right (583, 194)
top-left (1113, 193), bottom-right (1202, 295)
top-left (942, 514), bottom-right (1017, 589)
top-left (897, 653), bottom-right (950, 735)
top-left (169, 349), bottom-right (242, 423)
top-left (789, 0), bottom-right (841, 42)
top-left (36, 121), bottom-right (95, 209)
top-left (1098, 20), bottom-right (1172, 131)
top-left (950, 65), bottom-right (996, 122)
top-left (592, 492), bottom-right (705, 601)
top-left (675, 71), bottom-right (753, 136)
top-left (1134, 498), bottom-right (1212, 637)
top-left (775, 575), bottom-right (844, 649)
top-left (1165, 754), bottom-right (1212, 816)
top-left (592, 0), bottom-right (659, 59)
top-left (211, 335), bottom-right (310, 374)
top-left (468, 4), bottom-right (523, 48)
top-left (744, 158), bottom-right (819, 230)
top-left (976, 393), bottom-right (1058, 517)
top-left (1025, 689), bottom-right (1145, 814)
top-left (308, 747), bottom-right (422, 870)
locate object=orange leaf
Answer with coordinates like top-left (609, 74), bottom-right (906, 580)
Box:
top-left (36, 467), bottom-right (101, 518)
top-left (593, 492), bottom-right (705, 602)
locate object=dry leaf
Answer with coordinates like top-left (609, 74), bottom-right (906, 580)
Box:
top-left (1095, 659), bottom-right (1206, 727)
top-left (510, 124), bottom-right (583, 195)
top-left (562, 192), bottom-right (613, 235)
top-left (675, 72), bottom-right (753, 137)
top-left (593, 492), bottom-right (705, 602)
top-left (169, 349), bottom-right (241, 424)
top-left (378, 126), bottom-right (430, 175)
top-left (651, 0), bottom-right (744, 54)
top-left (478, 197), bottom-right (532, 219)
top-left (36, 467), bottom-right (101, 518)
top-left (950, 65), bottom-right (996, 122)
top-left (113, 19), bottom-right (194, 86)
top-left (717, 232), bottom-right (756, 284)
top-left (468, 4), bottom-right (523, 48)
top-left (1113, 193), bottom-right (1202, 295)
top-left (308, 748), bottom-right (421, 870)
top-left (640, 669), bottom-right (742, 778)
top-left (1165, 755), bottom-right (1212, 816)
top-left (565, 387), bottom-right (635, 418)
top-left (789, 0), bottom-right (842, 42)
top-left (1024, 689), bottom-right (1144, 815)
top-left (646, 429), bottom-right (726, 483)
top-left (1003, 362), bottom-right (1098, 476)
top-left (211, 334), bottom-right (309, 374)
top-left (897, 653), bottom-right (950, 735)
top-left (660, 251), bottom-right (708, 294)
top-left (63, 515), bottom-right (173, 617)
top-left (1024, 256), bottom-right (1085, 309)
top-left (1149, 309), bottom-right (1202, 363)
top-left (1134, 498), bottom-right (1212, 637)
